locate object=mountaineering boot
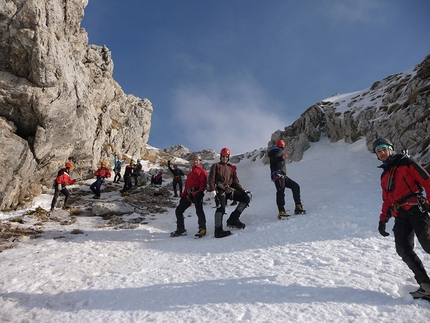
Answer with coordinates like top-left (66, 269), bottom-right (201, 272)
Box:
top-left (170, 229), bottom-right (187, 237)
top-left (294, 204), bottom-right (306, 214)
top-left (278, 210), bottom-right (290, 220)
top-left (194, 228), bottom-right (206, 239)
top-left (410, 282), bottom-right (430, 298)
top-left (227, 219), bottom-right (246, 229)
top-left (214, 226), bottom-right (232, 238)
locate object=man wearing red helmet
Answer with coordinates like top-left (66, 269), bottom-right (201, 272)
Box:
top-left (373, 138), bottom-right (430, 300)
top-left (268, 139), bottom-right (305, 219)
top-left (50, 161), bottom-right (77, 211)
top-left (208, 147), bottom-right (252, 238)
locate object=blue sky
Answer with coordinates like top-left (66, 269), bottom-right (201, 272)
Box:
top-left (81, 0), bottom-right (430, 154)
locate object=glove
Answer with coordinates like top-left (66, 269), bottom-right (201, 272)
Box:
top-left (378, 221), bottom-right (390, 237)
top-left (245, 190), bottom-right (252, 202)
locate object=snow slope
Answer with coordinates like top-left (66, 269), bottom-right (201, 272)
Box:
top-left (1, 137), bottom-right (429, 322)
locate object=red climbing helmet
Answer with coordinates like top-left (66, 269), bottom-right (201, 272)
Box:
top-left (220, 147), bottom-right (231, 156)
top-left (276, 140), bottom-right (285, 148)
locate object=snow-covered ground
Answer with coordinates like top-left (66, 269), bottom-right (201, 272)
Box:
top-left (1, 137), bottom-right (429, 322)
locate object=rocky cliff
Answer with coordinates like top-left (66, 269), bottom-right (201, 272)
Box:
top-left (269, 55), bottom-right (430, 170)
top-left (0, 0), bottom-right (152, 210)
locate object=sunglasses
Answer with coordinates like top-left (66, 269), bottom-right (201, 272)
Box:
top-left (375, 144), bottom-right (391, 153)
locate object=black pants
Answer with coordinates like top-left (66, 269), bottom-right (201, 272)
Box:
top-left (132, 173), bottom-right (140, 186)
top-left (394, 206), bottom-right (430, 285)
top-left (122, 175), bottom-right (133, 192)
top-left (173, 180), bottom-right (183, 196)
top-left (215, 190), bottom-right (250, 227)
top-left (274, 176), bottom-right (301, 211)
top-left (51, 186), bottom-right (70, 209)
top-left (175, 192), bottom-right (206, 230)
top-left (114, 171), bottom-right (121, 182)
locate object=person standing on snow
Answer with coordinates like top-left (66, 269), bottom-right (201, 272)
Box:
top-left (208, 147), bottom-right (252, 238)
top-left (168, 160), bottom-right (185, 197)
top-left (373, 138), bottom-right (430, 299)
top-left (113, 155), bottom-right (126, 183)
top-left (268, 139), bottom-right (305, 219)
top-left (90, 161), bottom-right (111, 199)
top-left (50, 161), bottom-right (76, 211)
top-left (214, 163), bottom-right (239, 207)
top-left (170, 155), bottom-right (208, 238)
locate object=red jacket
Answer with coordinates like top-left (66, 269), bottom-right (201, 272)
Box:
top-left (182, 165), bottom-right (208, 197)
top-left (56, 170), bottom-right (76, 186)
top-left (379, 154), bottom-right (430, 222)
top-left (95, 167), bottom-right (111, 179)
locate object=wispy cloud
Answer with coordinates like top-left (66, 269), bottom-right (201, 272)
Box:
top-left (172, 78), bottom-right (290, 154)
top-left (324, 0), bottom-right (386, 23)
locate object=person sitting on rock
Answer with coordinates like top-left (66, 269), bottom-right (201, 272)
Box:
top-left (151, 170), bottom-right (163, 185)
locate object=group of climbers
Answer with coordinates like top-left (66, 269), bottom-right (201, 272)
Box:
top-left (49, 135), bottom-right (430, 300)
top-left (170, 144), bottom-right (305, 239)
top-left (51, 144), bottom-right (305, 240)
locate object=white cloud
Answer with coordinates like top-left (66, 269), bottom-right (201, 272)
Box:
top-left (172, 79), bottom-right (290, 154)
top-left (324, 0), bottom-right (386, 23)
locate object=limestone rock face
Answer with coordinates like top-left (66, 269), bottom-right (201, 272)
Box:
top-left (267, 55), bottom-right (430, 171)
top-left (0, 0), bottom-right (152, 210)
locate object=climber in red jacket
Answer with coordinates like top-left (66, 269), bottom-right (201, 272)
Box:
top-left (374, 138), bottom-right (430, 299)
top-left (51, 162), bottom-right (76, 211)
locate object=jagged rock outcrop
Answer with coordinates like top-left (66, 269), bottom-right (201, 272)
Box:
top-left (164, 145), bottom-right (191, 158)
top-left (187, 148), bottom-right (217, 161)
top-left (268, 54), bottom-right (430, 170)
top-left (164, 145), bottom-right (217, 161)
top-left (0, 0), bottom-right (153, 210)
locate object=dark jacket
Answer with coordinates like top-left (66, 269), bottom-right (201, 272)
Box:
top-left (268, 146), bottom-right (286, 174)
top-left (379, 153), bottom-right (430, 221)
top-left (124, 164), bottom-right (134, 177)
top-left (133, 162), bottom-right (142, 176)
top-left (168, 161), bottom-right (184, 182)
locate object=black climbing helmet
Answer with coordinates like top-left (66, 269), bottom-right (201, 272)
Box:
top-left (372, 138), bottom-right (394, 153)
